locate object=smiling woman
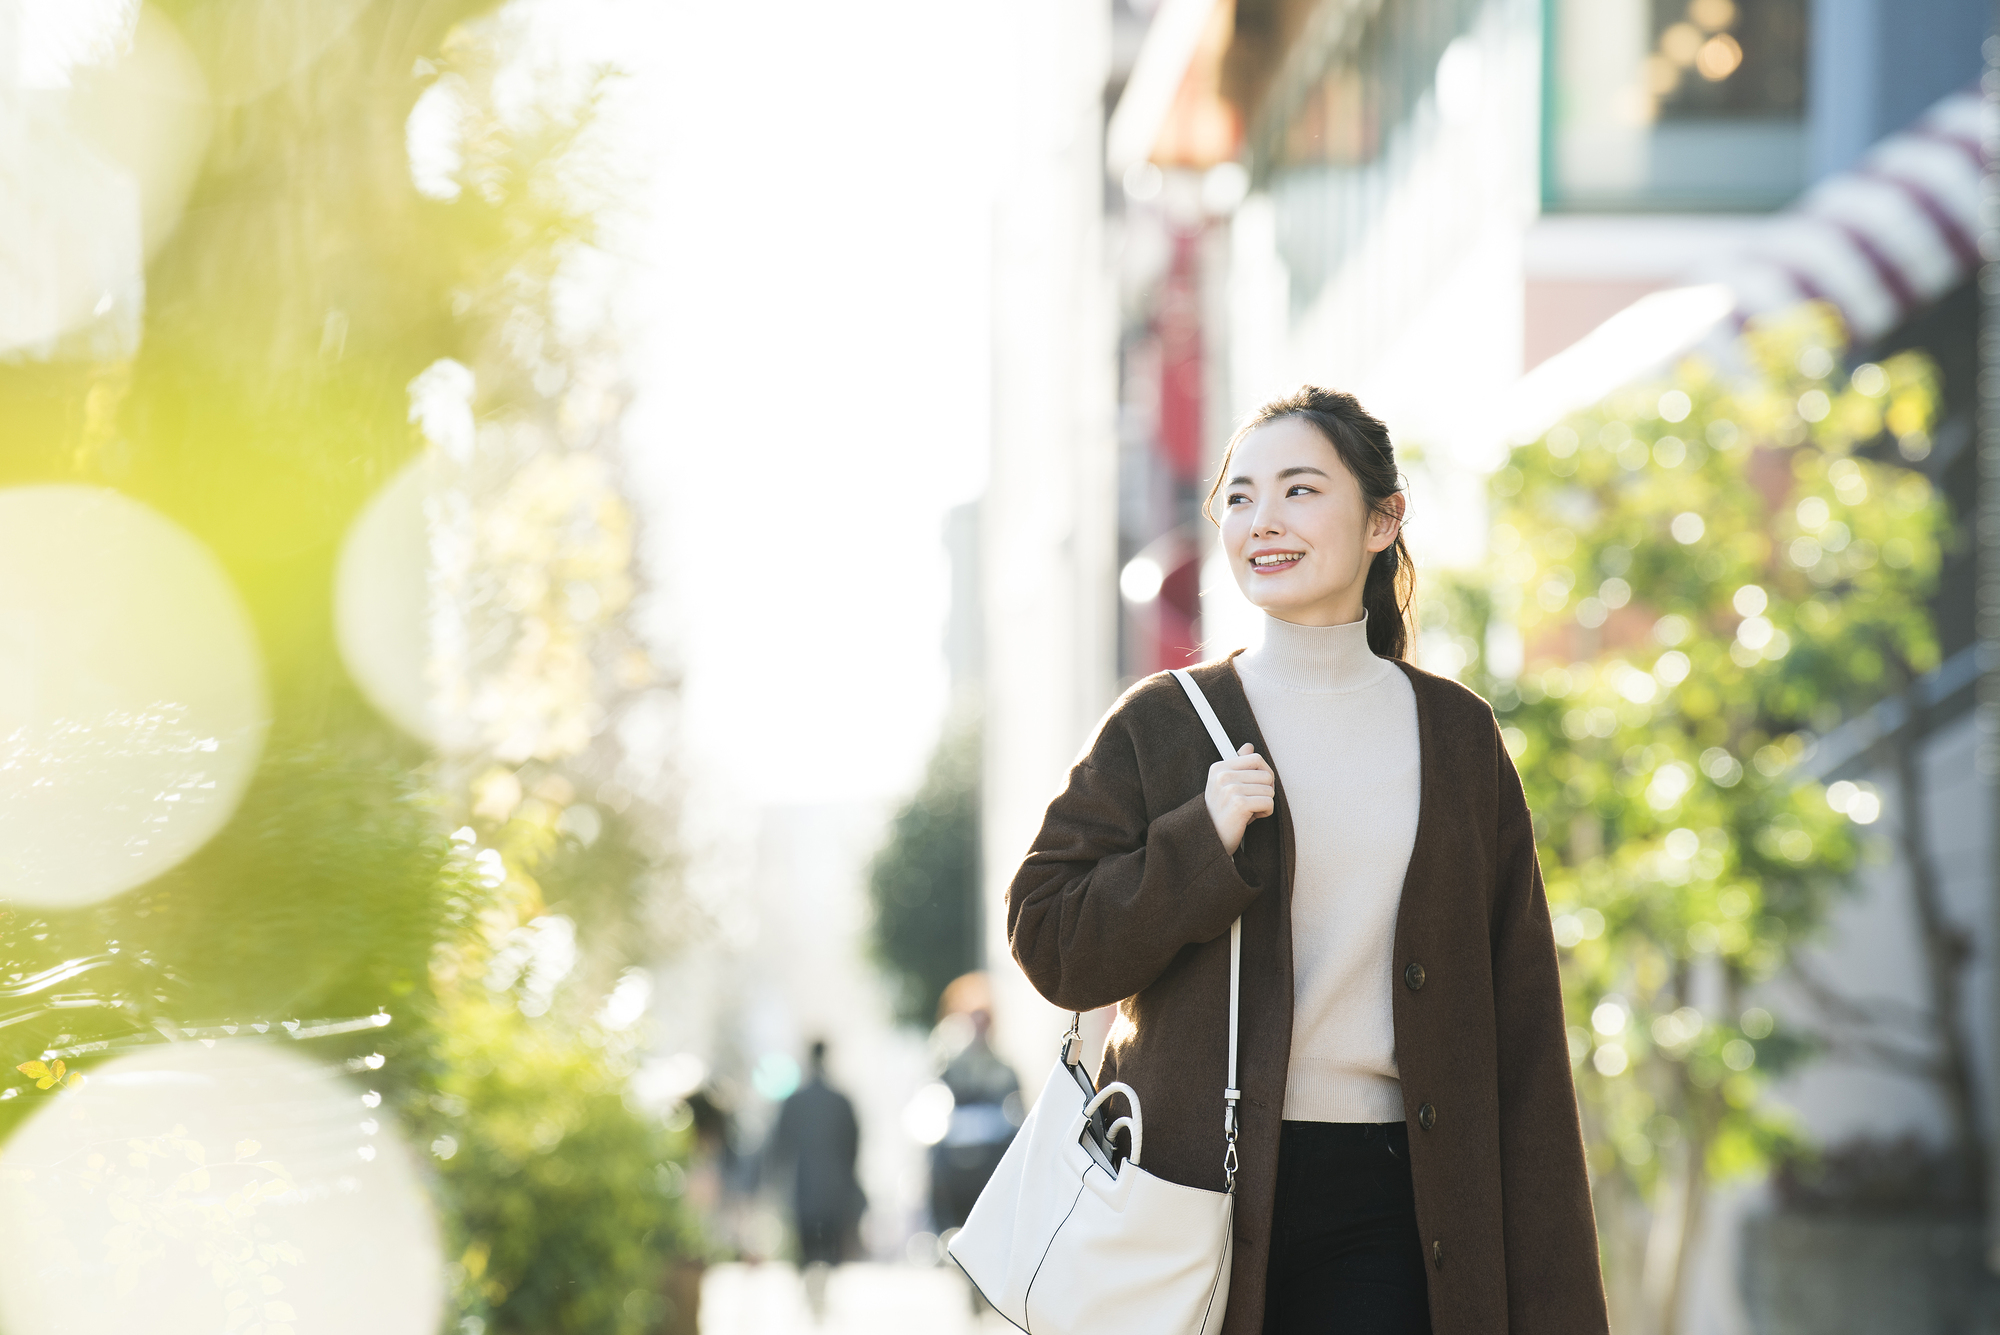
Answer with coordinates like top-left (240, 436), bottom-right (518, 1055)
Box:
top-left (1206, 388), bottom-right (1415, 658)
top-left (1004, 386), bottom-right (1607, 1334)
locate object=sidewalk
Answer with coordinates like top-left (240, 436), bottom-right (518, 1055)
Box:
top-left (699, 1262), bottom-right (1002, 1334)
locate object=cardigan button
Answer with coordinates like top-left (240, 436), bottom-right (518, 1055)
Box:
top-left (1418, 1102), bottom-right (1437, 1131)
top-left (1404, 962), bottom-right (1426, 991)
top-left (1433, 1240), bottom-right (1444, 1269)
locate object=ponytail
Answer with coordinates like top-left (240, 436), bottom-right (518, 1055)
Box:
top-left (1361, 531), bottom-right (1414, 660)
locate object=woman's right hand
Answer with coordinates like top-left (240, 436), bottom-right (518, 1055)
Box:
top-left (1205, 742), bottom-right (1274, 855)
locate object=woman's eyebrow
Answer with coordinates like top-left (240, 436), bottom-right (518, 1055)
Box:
top-left (1227, 464), bottom-right (1331, 486)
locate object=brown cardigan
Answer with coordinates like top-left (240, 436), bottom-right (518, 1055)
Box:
top-left (1007, 655), bottom-right (1609, 1334)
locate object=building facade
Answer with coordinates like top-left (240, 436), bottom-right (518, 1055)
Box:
top-left (1096, 0), bottom-right (1992, 1329)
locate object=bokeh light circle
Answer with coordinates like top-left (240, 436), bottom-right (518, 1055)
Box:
top-left (334, 454), bottom-right (436, 743)
top-left (2, 8), bottom-right (212, 358)
top-left (0, 485), bottom-right (267, 908)
top-left (0, 1041), bottom-right (443, 1335)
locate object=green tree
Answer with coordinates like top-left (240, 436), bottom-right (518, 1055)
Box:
top-left (1, 0), bottom-right (512, 1137)
top-left (1434, 306), bottom-right (1947, 1332)
top-left (2, 5), bottom-right (697, 1331)
top-left (867, 714), bottom-right (982, 1026)
top-left (412, 990), bottom-right (704, 1335)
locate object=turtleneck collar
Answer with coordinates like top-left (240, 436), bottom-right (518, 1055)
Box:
top-left (1234, 611), bottom-right (1389, 693)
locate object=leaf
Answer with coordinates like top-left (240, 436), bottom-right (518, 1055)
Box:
top-left (16, 1062), bottom-right (48, 1080)
top-left (235, 1140), bottom-right (262, 1161)
top-left (64, 1071), bottom-right (83, 1088)
top-left (263, 1301), bottom-right (296, 1321)
top-left (259, 1275), bottom-right (284, 1294)
top-left (49, 1060), bottom-right (63, 1080)
top-left (175, 1169), bottom-right (211, 1193)
top-left (35, 1075), bottom-right (56, 1090)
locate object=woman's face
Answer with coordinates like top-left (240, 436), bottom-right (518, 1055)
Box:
top-left (1218, 416), bottom-right (1402, 627)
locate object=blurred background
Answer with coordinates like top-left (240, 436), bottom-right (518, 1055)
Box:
top-left (0, 0), bottom-right (1990, 1332)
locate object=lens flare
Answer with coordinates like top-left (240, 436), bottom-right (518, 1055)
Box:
top-left (0, 1041), bottom-right (443, 1335)
top-left (334, 455), bottom-right (438, 744)
top-left (0, 485), bottom-right (266, 908)
top-left (69, 8), bottom-right (214, 258)
top-left (2, 8), bottom-right (211, 359)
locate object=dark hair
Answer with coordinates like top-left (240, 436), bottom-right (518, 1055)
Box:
top-left (1202, 386), bottom-right (1416, 660)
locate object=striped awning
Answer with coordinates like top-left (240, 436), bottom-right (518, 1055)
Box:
top-left (1493, 85), bottom-right (1984, 449)
top-left (1702, 86), bottom-right (1981, 345)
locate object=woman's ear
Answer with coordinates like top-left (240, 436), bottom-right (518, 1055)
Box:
top-left (1366, 492), bottom-right (1406, 553)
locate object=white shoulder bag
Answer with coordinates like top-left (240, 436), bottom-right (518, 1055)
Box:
top-left (948, 668), bottom-right (1245, 1335)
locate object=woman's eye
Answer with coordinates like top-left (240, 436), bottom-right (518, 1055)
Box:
top-left (1226, 493), bottom-right (1249, 506)
top-left (1286, 485), bottom-right (1317, 498)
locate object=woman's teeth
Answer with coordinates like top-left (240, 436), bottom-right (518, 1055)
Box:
top-left (1252, 553), bottom-right (1301, 567)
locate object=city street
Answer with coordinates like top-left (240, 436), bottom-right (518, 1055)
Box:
top-left (700, 1262), bottom-right (1000, 1335)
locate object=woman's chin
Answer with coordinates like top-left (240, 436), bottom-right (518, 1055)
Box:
top-left (1236, 580), bottom-right (1358, 625)
top-left (1239, 582), bottom-right (1324, 616)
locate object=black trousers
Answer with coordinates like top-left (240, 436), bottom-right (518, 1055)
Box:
top-left (1261, 1121), bottom-right (1433, 1335)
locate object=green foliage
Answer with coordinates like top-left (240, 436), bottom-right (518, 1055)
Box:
top-left (413, 991), bottom-right (702, 1335)
top-left (1435, 306), bottom-right (1947, 1205)
top-left (867, 716), bottom-right (982, 1026)
top-left (0, 4), bottom-right (698, 1327)
top-left (0, 749), bottom-right (489, 1144)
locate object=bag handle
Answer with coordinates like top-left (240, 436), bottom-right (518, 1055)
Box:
top-left (1083, 1081), bottom-right (1143, 1165)
top-left (1170, 668), bottom-right (1244, 1190)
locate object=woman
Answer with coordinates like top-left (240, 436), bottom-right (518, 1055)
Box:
top-left (1007, 387), bottom-right (1607, 1334)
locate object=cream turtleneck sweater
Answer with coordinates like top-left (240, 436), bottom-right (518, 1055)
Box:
top-left (1233, 612), bottom-right (1420, 1124)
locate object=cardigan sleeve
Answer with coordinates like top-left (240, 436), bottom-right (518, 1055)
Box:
top-left (1007, 710), bottom-right (1265, 1014)
top-left (1490, 722), bottom-right (1611, 1331)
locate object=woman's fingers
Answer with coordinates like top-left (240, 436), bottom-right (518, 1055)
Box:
top-left (1204, 744), bottom-right (1276, 853)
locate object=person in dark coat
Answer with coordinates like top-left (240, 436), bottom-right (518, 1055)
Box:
top-left (1007, 388), bottom-right (1608, 1334)
top-left (928, 973), bottom-right (1023, 1237)
top-left (765, 1040), bottom-right (864, 1319)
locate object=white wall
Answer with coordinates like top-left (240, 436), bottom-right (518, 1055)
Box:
top-left (981, 0), bottom-right (1121, 1088)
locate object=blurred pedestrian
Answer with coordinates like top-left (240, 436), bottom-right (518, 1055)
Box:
top-left (764, 1039), bottom-right (864, 1321)
top-left (928, 974), bottom-right (1022, 1317)
top-left (928, 973), bottom-right (1021, 1237)
top-left (1007, 388), bottom-right (1607, 1333)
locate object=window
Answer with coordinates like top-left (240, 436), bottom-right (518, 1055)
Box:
top-left (1545, 0), bottom-right (1809, 210)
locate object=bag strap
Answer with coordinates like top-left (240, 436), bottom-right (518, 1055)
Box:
top-left (1170, 668), bottom-right (1244, 1190)
top-left (1057, 667), bottom-right (1248, 1192)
